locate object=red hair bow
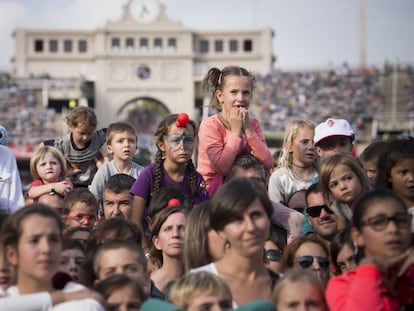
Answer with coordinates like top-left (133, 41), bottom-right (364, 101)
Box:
top-left (167, 198), bottom-right (181, 208)
top-left (176, 113), bottom-right (189, 128)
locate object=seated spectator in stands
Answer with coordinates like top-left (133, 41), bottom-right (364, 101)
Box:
top-left (314, 118), bottom-right (355, 158)
top-left (89, 121), bottom-right (143, 212)
top-left (26, 145), bottom-right (73, 208)
top-left (358, 140), bottom-right (387, 187)
top-left (43, 106), bottom-right (107, 187)
top-left (62, 188), bottom-right (98, 229)
top-left (94, 274), bottom-right (148, 311)
top-left (101, 174), bottom-right (135, 220)
top-left (0, 145), bottom-right (24, 214)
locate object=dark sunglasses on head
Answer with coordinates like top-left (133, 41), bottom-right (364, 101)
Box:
top-left (265, 249), bottom-right (283, 262)
top-left (297, 255), bottom-right (330, 271)
top-left (307, 205), bottom-right (334, 218)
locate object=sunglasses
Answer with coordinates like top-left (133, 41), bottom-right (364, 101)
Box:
top-left (265, 249), bottom-right (283, 262)
top-left (167, 134), bottom-right (194, 149)
top-left (297, 255), bottom-right (330, 271)
top-left (307, 205), bottom-right (334, 218)
top-left (361, 213), bottom-right (412, 232)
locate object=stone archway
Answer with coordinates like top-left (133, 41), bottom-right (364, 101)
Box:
top-left (117, 96), bottom-right (170, 165)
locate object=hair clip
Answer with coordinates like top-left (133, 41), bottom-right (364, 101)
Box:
top-left (217, 71), bottom-right (222, 86)
top-left (176, 113), bottom-right (189, 128)
top-left (167, 198), bottom-right (181, 208)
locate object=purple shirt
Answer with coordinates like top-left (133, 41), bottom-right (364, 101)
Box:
top-left (130, 162), bottom-right (209, 220)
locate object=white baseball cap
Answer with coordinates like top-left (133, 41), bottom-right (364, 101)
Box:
top-left (314, 118), bottom-right (355, 145)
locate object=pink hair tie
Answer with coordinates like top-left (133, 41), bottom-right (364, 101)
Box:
top-left (176, 113), bottom-right (189, 128)
top-left (167, 198), bottom-right (181, 208)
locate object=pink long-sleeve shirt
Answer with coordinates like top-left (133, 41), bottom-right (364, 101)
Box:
top-left (197, 114), bottom-right (272, 193)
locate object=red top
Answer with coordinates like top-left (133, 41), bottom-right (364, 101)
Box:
top-left (326, 264), bottom-right (414, 311)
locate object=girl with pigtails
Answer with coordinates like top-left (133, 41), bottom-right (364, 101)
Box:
top-left (197, 66), bottom-right (273, 196)
top-left (130, 113), bottom-right (209, 253)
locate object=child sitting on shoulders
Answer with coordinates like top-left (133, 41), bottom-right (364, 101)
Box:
top-left (26, 145), bottom-right (73, 207)
top-left (43, 106), bottom-right (107, 187)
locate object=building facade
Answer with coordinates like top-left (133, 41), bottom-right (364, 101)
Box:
top-left (12, 0), bottom-right (274, 150)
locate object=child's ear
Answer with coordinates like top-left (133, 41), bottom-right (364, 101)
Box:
top-left (107, 144), bottom-right (113, 154)
top-left (351, 227), bottom-right (365, 248)
top-left (157, 142), bottom-right (165, 153)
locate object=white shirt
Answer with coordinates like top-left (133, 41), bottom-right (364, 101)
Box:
top-left (1, 282), bottom-right (104, 311)
top-left (0, 145), bottom-right (24, 213)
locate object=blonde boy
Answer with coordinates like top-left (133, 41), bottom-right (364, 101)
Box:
top-left (89, 121), bottom-right (143, 215)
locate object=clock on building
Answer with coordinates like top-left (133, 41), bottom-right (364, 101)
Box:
top-left (137, 65), bottom-right (151, 79)
top-left (129, 0), bottom-right (161, 24)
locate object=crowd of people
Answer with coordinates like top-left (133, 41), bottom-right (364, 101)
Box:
top-left (0, 64), bottom-right (413, 310)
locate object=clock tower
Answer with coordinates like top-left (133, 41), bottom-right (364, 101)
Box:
top-left (129, 0), bottom-right (161, 24)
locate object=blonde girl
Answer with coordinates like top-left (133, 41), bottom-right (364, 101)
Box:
top-left (268, 119), bottom-right (317, 209)
top-left (319, 154), bottom-right (370, 226)
top-left (26, 145), bottom-right (73, 205)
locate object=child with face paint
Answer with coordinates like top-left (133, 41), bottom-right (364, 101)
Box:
top-left (130, 113), bottom-right (209, 252)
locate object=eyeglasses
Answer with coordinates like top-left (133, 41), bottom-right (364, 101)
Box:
top-left (167, 134), bottom-right (194, 149)
top-left (307, 205), bottom-right (334, 218)
top-left (297, 255), bottom-right (330, 271)
top-left (265, 249), bottom-right (283, 262)
top-left (67, 213), bottom-right (97, 225)
top-left (361, 213), bottom-right (412, 232)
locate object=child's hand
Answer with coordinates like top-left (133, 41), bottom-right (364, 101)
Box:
top-left (398, 248), bottom-right (414, 277)
top-left (55, 180), bottom-right (73, 196)
top-left (227, 106), bottom-right (244, 136)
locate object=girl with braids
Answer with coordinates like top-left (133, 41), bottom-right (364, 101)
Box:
top-left (198, 65), bottom-right (273, 196)
top-left (130, 113), bottom-right (209, 252)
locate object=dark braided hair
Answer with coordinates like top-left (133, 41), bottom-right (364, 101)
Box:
top-left (151, 114), bottom-right (197, 203)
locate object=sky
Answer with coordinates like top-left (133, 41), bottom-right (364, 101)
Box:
top-left (0, 0), bottom-right (413, 71)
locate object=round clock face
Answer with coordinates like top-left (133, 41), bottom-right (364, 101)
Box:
top-left (130, 0), bottom-right (160, 24)
top-left (137, 65), bottom-right (151, 79)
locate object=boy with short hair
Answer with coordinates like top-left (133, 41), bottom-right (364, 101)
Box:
top-left (314, 118), bottom-right (355, 158)
top-left (93, 239), bottom-right (148, 289)
top-left (63, 187), bottom-right (99, 229)
top-left (89, 121), bottom-right (143, 214)
top-left (102, 174), bottom-right (135, 220)
top-left (358, 140), bottom-right (387, 186)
